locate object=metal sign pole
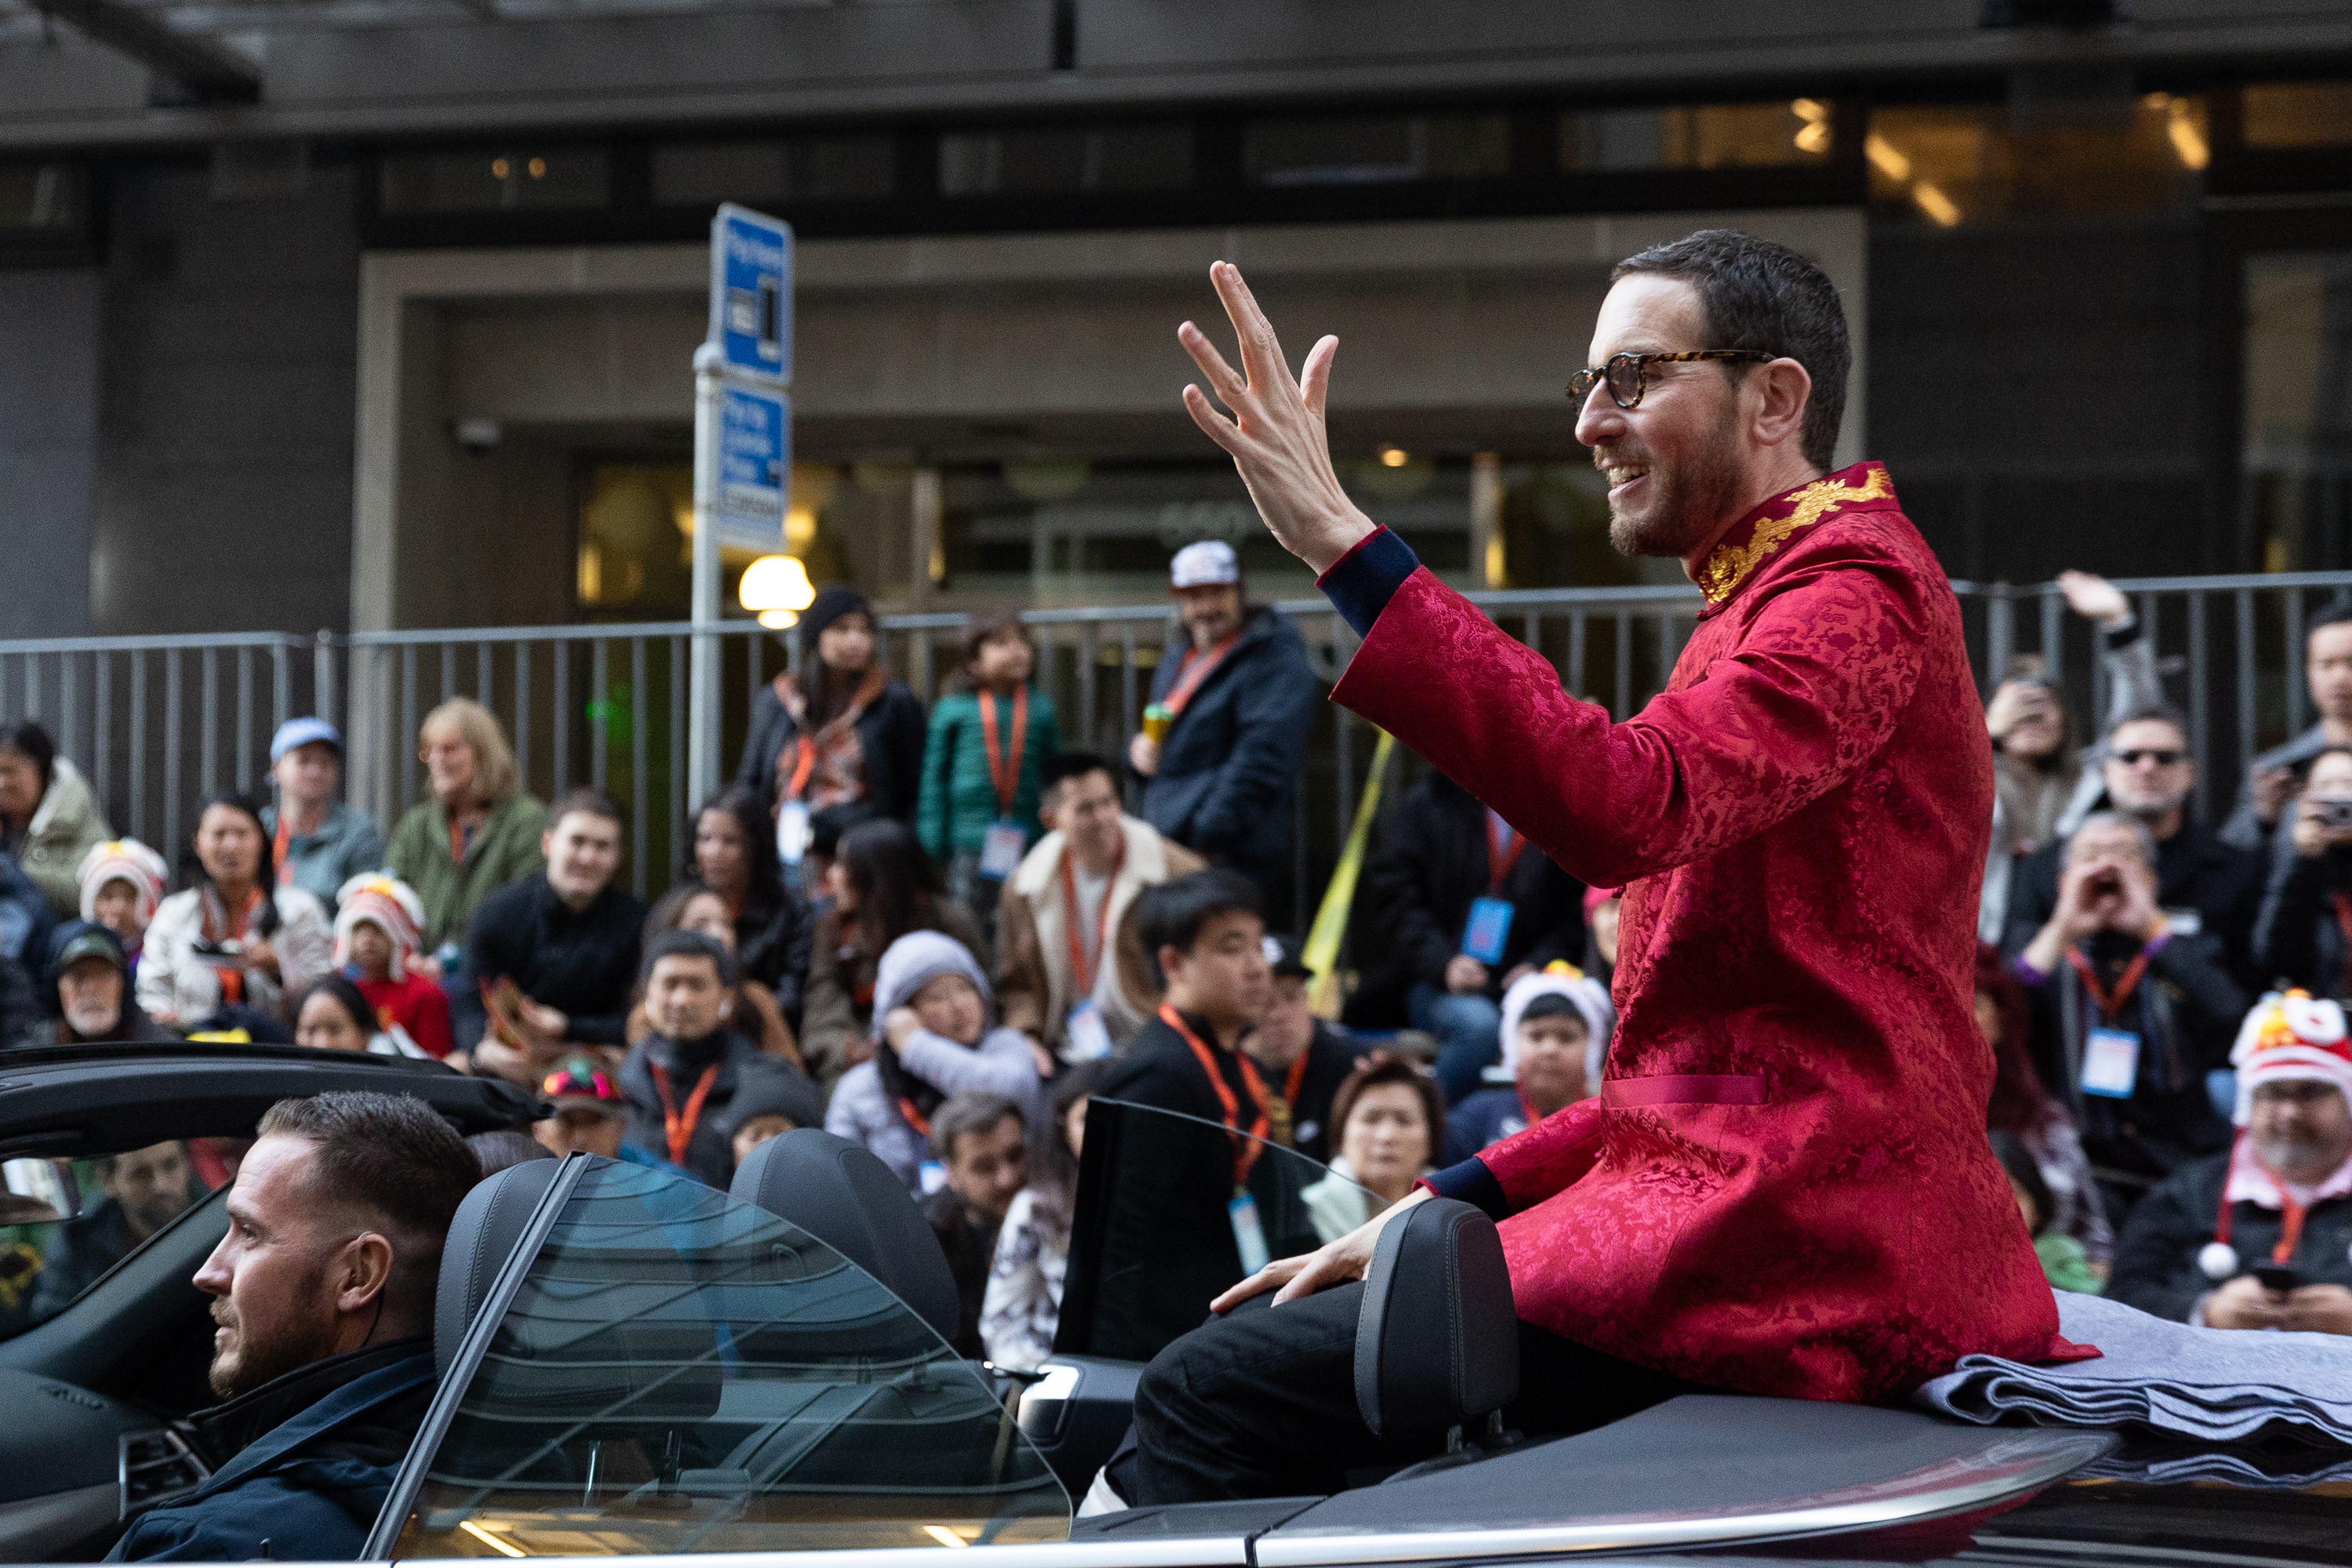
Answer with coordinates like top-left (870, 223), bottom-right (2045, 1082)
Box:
top-left (688, 345), bottom-right (724, 811)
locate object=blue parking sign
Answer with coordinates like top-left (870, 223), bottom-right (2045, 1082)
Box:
top-left (717, 385), bottom-right (789, 527)
top-left (709, 204), bottom-right (791, 385)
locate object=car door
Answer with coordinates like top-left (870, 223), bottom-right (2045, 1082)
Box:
top-left (0, 1044), bottom-right (535, 1563)
top-left (365, 1152), bottom-right (1073, 1559)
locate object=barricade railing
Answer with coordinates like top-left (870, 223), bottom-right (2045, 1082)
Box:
top-left (1, 568), bottom-right (2347, 927)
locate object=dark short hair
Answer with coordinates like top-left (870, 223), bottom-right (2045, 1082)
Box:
top-left (254, 1092), bottom-right (479, 1319)
top-left (2310, 603), bottom-right (2352, 640)
top-left (1042, 751), bottom-right (1117, 798)
top-left (2105, 702), bottom-right (2191, 750)
top-left (1610, 228), bottom-right (1850, 471)
top-left (960, 608), bottom-right (1034, 675)
top-left (641, 927), bottom-right (737, 989)
top-left (1327, 1054), bottom-right (1444, 1163)
top-left (550, 787), bottom-right (625, 832)
top-left (0, 721), bottom-right (56, 795)
top-left (930, 1090), bottom-right (1024, 1164)
top-left (1137, 869), bottom-right (1263, 987)
top-left (1518, 993), bottom-right (1588, 1033)
top-left (468, 1128), bottom-right (555, 1177)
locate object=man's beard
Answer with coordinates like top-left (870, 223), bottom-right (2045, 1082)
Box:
top-left (64, 1004), bottom-right (120, 1040)
top-left (2255, 1126), bottom-right (2345, 1188)
top-left (209, 1271), bottom-right (338, 1399)
top-left (1603, 400), bottom-right (1748, 560)
top-left (127, 1190), bottom-right (185, 1237)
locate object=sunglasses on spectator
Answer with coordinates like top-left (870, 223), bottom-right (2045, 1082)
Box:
top-left (1568, 350), bottom-right (1777, 410)
top-left (2111, 748), bottom-right (2187, 767)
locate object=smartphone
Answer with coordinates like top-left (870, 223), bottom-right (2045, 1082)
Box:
top-left (2253, 1264), bottom-right (2305, 1293)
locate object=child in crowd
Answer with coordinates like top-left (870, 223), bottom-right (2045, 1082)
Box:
top-left (982, 1060), bottom-right (1108, 1372)
top-left (916, 611), bottom-right (1060, 935)
top-left (826, 929), bottom-right (1045, 1195)
top-left (534, 1058), bottom-right (671, 1167)
top-left (333, 872), bottom-right (455, 1058)
top-left (76, 839), bottom-right (168, 979)
top-left (721, 1073), bottom-right (826, 1169)
top-left (1444, 964), bottom-right (1612, 1163)
top-left (1991, 1128), bottom-right (2104, 1295)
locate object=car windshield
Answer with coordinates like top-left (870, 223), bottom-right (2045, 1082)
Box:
top-left (1056, 1097), bottom-right (1375, 1364)
top-left (388, 1157), bottom-right (1071, 1557)
top-left (0, 1141), bottom-right (220, 1341)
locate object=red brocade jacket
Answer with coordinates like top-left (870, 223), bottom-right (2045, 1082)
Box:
top-left (1323, 462), bottom-right (2090, 1402)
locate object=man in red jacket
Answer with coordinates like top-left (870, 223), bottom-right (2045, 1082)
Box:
top-left (1124, 230), bottom-right (2088, 1504)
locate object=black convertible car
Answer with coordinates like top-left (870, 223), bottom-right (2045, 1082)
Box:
top-left (0, 1041), bottom-right (2346, 1566)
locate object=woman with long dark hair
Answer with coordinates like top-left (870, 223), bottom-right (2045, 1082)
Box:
top-left (678, 786), bottom-right (808, 1013)
top-left (796, 818), bottom-right (986, 1091)
top-left (138, 793), bottom-right (332, 1028)
top-left (1975, 941), bottom-right (2111, 1276)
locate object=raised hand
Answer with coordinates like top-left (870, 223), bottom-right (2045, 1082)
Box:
top-left (1179, 261), bottom-right (1377, 573)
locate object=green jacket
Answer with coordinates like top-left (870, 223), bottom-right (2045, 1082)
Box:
top-left (916, 688), bottom-right (1059, 859)
top-left (20, 759), bottom-right (111, 917)
top-left (383, 793), bottom-right (549, 951)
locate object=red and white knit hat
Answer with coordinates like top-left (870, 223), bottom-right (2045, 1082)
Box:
top-left (76, 838), bottom-right (169, 927)
top-left (333, 873), bottom-right (426, 980)
top-left (2228, 989), bottom-right (2352, 1127)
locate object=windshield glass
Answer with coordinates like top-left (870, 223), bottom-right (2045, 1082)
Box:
top-left (0, 1142), bottom-right (222, 1340)
top-left (392, 1157), bottom-right (1070, 1557)
top-left (1055, 1098), bottom-right (1374, 1364)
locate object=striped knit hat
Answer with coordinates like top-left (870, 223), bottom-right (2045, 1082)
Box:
top-left (333, 873), bottom-right (426, 980)
top-left (77, 839), bottom-right (169, 927)
top-left (2230, 989), bottom-right (2352, 1127)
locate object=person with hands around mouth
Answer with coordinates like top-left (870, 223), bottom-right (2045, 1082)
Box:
top-left (1127, 230), bottom-right (2089, 1506)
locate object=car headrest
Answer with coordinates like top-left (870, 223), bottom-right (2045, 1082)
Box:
top-left (731, 1129), bottom-right (962, 1345)
top-left (436, 1156), bottom-right (562, 1377)
top-left (1353, 1197), bottom-right (1519, 1438)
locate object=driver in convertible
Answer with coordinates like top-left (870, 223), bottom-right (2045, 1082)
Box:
top-left (109, 1091), bottom-right (478, 1563)
top-left (1123, 230), bottom-right (2090, 1503)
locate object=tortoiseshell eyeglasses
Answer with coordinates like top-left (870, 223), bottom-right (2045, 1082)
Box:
top-left (1568, 350), bottom-right (1778, 410)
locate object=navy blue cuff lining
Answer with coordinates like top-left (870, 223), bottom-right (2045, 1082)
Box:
top-left (1317, 527), bottom-right (1420, 638)
top-left (1422, 1156), bottom-right (1508, 1221)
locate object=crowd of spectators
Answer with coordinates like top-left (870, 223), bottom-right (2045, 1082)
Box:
top-left (4, 554), bottom-right (2352, 1360)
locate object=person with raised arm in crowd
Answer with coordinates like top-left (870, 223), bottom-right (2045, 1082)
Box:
top-left (2109, 990), bottom-right (2352, 1334)
top-left (1444, 966), bottom-right (1611, 1165)
top-left (616, 931), bottom-right (815, 1189)
top-left (453, 789), bottom-right (643, 1084)
top-left (825, 929), bottom-right (1044, 1197)
top-left (259, 718), bottom-right (383, 918)
top-left (1978, 571), bottom-right (2165, 945)
top-left (679, 786), bottom-right (809, 1021)
top-left (383, 698), bottom-right (549, 974)
top-left (1301, 1055), bottom-right (1443, 1243)
top-left (1126, 541), bottom-right (1319, 916)
top-left (2226, 604), bottom-right (2352, 855)
top-left (921, 1091), bottom-right (1031, 1359)
top-left (738, 586), bottom-right (927, 872)
top-left (2015, 811), bottom-right (2246, 1221)
top-left (104, 1093), bottom-right (477, 1563)
top-left (1115, 233), bottom-right (2086, 1506)
top-left (76, 838), bottom-right (168, 982)
top-left (633, 883), bottom-right (804, 1069)
top-left (332, 873), bottom-right (453, 1059)
top-left (1240, 933), bottom-right (1359, 1163)
top-left (982, 1060), bottom-right (1109, 1374)
top-left (140, 794), bottom-right (333, 1031)
top-left (997, 752), bottom-right (1205, 1069)
top-left (0, 720), bottom-right (111, 919)
top-left (2252, 746), bottom-right (2352, 1004)
top-left (798, 818), bottom-right (988, 1093)
top-left (27, 922), bottom-right (172, 1047)
top-left (2004, 703), bottom-right (2265, 993)
top-left (920, 609), bottom-right (1060, 938)
top-left (1350, 763), bottom-right (1589, 1103)
top-left (1975, 942), bottom-right (2112, 1278)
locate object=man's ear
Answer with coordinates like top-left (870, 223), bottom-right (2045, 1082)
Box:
top-left (1748, 358), bottom-right (1813, 453)
top-left (334, 1232), bottom-right (397, 1317)
top-left (1157, 944), bottom-right (1187, 991)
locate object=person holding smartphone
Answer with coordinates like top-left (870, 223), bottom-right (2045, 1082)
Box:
top-left (2252, 747), bottom-right (2352, 1004)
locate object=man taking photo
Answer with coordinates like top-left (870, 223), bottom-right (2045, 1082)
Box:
top-left (109, 1091), bottom-right (478, 1563)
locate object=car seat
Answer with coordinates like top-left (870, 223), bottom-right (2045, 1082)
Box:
top-left (728, 1129), bottom-right (962, 1345)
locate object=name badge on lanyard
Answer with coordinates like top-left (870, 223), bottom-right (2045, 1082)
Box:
top-left (1462, 898), bottom-right (1515, 964)
top-left (1063, 997), bottom-right (1113, 1062)
top-left (777, 800), bottom-right (812, 866)
top-left (980, 819), bottom-right (1027, 880)
top-left (978, 688), bottom-right (1029, 881)
top-left (1228, 1192), bottom-right (1270, 1276)
top-left (2082, 1029), bottom-right (2142, 1099)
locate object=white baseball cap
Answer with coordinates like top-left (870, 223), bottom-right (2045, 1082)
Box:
top-left (1169, 539), bottom-right (1240, 591)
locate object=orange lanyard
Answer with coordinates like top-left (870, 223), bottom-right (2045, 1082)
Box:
top-left (1160, 634), bottom-right (1240, 718)
top-left (786, 736), bottom-right (817, 803)
top-left (1160, 1003), bottom-right (1270, 1188)
top-left (203, 887), bottom-right (261, 946)
top-left (2065, 944), bottom-right (2154, 1027)
top-left (978, 688), bottom-right (1030, 815)
top-left (1060, 838), bottom-right (1126, 996)
top-left (2214, 1148), bottom-right (2312, 1267)
top-left (897, 1094), bottom-right (932, 1141)
top-left (1486, 816), bottom-right (1525, 895)
top-left (272, 815), bottom-right (294, 887)
top-left (648, 1061), bottom-right (720, 1167)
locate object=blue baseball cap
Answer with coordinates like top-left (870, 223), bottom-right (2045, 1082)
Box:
top-left (269, 716), bottom-right (342, 762)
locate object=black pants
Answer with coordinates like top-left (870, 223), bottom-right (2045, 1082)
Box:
top-left (1130, 1282), bottom-right (1705, 1504)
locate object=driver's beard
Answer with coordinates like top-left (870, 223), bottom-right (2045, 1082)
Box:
top-left (209, 1266), bottom-right (339, 1399)
top-left (1606, 397), bottom-right (1748, 561)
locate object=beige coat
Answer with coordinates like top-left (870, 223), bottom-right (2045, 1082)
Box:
top-left (995, 815), bottom-right (1203, 1056)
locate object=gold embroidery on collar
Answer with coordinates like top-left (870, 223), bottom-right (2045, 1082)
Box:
top-left (1697, 466), bottom-right (1895, 605)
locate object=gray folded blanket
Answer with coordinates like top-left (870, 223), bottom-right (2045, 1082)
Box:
top-left (1912, 1290), bottom-right (2352, 1449)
